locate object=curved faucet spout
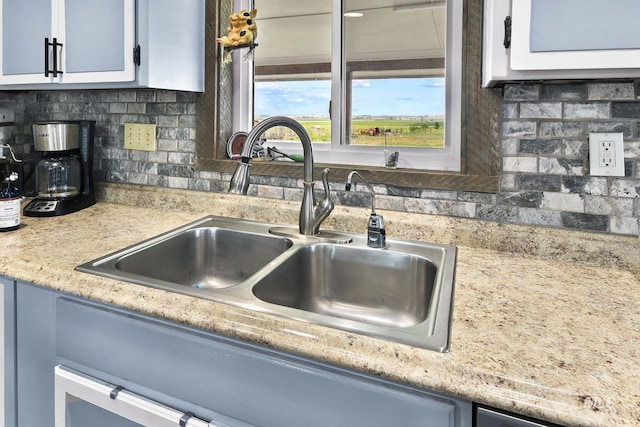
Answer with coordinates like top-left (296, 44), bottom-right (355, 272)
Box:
top-left (346, 170), bottom-right (376, 215)
top-left (228, 116), bottom-right (334, 236)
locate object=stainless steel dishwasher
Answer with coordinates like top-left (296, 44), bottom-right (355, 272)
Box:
top-left (476, 406), bottom-right (557, 427)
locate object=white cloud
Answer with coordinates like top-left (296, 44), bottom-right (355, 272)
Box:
top-left (422, 81), bottom-right (445, 88)
top-left (352, 80), bottom-right (371, 88)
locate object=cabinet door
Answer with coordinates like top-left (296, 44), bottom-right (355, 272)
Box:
top-left (1, 277), bottom-right (16, 427)
top-left (511, 0), bottom-right (640, 71)
top-left (0, 0), bottom-right (55, 84)
top-left (482, 0), bottom-right (640, 86)
top-left (0, 0), bottom-right (135, 86)
top-left (59, 0), bottom-right (135, 83)
top-left (16, 283), bottom-right (57, 427)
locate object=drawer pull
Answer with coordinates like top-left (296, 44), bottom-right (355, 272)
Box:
top-left (180, 411), bottom-right (195, 427)
top-left (109, 385), bottom-right (125, 400)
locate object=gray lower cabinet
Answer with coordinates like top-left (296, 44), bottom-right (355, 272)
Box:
top-left (1, 277), bottom-right (16, 427)
top-left (16, 281), bottom-right (473, 426)
top-left (16, 283), bottom-right (57, 427)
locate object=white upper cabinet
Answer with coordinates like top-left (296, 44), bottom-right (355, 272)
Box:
top-left (0, 0), bottom-right (135, 85)
top-left (0, 0), bottom-right (204, 91)
top-left (483, 0), bottom-right (640, 87)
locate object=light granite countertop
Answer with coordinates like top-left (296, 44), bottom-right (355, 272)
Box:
top-left (2, 183), bottom-right (639, 426)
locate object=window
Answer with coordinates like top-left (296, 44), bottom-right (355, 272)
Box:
top-left (231, 0), bottom-right (462, 171)
top-left (198, 0), bottom-right (500, 193)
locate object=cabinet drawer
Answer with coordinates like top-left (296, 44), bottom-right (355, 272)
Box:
top-left (56, 297), bottom-right (471, 427)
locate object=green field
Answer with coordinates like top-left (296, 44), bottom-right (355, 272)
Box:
top-left (297, 118), bottom-right (445, 148)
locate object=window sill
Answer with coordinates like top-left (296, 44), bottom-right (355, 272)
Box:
top-left (265, 141), bottom-right (461, 172)
top-left (198, 159), bottom-right (499, 193)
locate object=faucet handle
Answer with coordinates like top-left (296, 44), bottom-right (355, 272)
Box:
top-left (304, 168), bottom-right (334, 235)
top-left (321, 168), bottom-right (331, 196)
top-left (318, 168), bottom-right (334, 213)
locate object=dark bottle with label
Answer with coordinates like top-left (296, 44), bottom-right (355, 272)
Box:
top-left (0, 171), bottom-right (20, 231)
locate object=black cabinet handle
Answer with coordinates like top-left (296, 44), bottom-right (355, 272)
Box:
top-left (503, 16), bottom-right (512, 49)
top-left (44, 37), bottom-right (49, 77)
top-left (44, 37), bottom-right (64, 77)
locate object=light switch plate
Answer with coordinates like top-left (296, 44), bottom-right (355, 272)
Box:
top-left (124, 123), bottom-right (157, 151)
top-left (589, 132), bottom-right (625, 177)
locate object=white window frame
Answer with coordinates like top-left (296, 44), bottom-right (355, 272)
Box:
top-left (233, 0), bottom-right (462, 172)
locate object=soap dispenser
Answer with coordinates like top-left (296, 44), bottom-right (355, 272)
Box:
top-left (0, 169), bottom-right (20, 232)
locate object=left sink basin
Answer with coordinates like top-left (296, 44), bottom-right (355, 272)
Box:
top-left (115, 228), bottom-right (293, 289)
top-left (76, 216), bottom-right (293, 294)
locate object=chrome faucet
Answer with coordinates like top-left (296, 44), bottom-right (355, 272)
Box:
top-left (228, 116), bottom-right (334, 236)
top-left (345, 171), bottom-right (386, 248)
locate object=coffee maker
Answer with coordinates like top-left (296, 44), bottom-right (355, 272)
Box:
top-left (23, 120), bottom-right (96, 217)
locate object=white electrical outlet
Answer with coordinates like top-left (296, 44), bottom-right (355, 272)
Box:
top-left (589, 133), bottom-right (625, 177)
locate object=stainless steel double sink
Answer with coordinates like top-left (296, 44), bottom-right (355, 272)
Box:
top-left (76, 216), bottom-right (457, 352)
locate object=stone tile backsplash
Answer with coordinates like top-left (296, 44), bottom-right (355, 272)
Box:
top-left (501, 82), bottom-right (640, 236)
top-left (4, 82), bottom-right (640, 236)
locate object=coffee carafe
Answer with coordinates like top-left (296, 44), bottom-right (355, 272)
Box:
top-left (35, 153), bottom-right (82, 199)
top-left (22, 120), bottom-right (96, 217)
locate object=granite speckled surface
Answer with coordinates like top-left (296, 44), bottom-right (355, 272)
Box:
top-left (3, 183), bottom-right (639, 426)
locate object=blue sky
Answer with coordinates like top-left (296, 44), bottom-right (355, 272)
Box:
top-left (255, 78), bottom-right (445, 117)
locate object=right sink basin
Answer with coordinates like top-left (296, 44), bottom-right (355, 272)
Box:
top-left (252, 243), bottom-right (438, 329)
top-left (248, 236), bottom-right (456, 352)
